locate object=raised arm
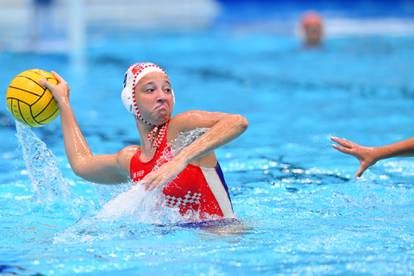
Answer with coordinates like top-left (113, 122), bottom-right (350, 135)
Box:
top-left (331, 136), bottom-right (414, 178)
top-left (143, 110), bottom-right (248, 190)
top-left (40, 71), bottom-right (133, 184)
top-left (171, 111), bottom-right (248, 161)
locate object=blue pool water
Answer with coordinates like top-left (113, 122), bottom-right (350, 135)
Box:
top-left (1, 29), bottom-right (414, 274)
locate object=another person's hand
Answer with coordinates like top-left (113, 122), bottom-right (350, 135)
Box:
top-left (331, 136), bottom-right (379, 178)
top-left (141, 157), bottom-right (188, 191)
top-left (39, 71), bottom-right (70, 107)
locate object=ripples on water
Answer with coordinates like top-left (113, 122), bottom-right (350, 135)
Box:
top-left (1, 33), bottom-right (414, 274)
top-left (2, 119), bottom-right (414, 274)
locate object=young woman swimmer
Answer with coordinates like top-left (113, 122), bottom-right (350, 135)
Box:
top-left (40, 63), bottom-right (248, 220)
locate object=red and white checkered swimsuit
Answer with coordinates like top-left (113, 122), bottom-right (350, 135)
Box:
top-left (130, 126), bottom-right (234, 219)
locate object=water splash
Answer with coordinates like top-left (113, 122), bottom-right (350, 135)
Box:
top-left (15, 122), bottom-right (70, 205)
top-left (95, 128), bottom-right (209, 224)
top-left (96, 182), bottom-right (181, 223)
top-left (169, 128), bottom-right (208, 157)
top-left (152, 128), bottom-right (209, 169)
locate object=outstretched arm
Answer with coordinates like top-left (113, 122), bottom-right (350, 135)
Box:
top-left (40, 71), bottom-right (132, 184)
top-left (331, 136), bottom-right (414, 178)
top-left (143, 110), bottom-right (248, 190)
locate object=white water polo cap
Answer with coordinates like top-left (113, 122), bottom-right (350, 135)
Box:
top-left (121, 62), bottom-right (175, 117)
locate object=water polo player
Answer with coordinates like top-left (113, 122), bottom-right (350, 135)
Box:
top-left (301, 11), bottom-right (323, 47)
top-left (39, 63), bottom-right (248, 220)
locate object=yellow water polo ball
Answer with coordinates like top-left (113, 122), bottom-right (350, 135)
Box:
top-left (6, 69), bottom-right (60, 127)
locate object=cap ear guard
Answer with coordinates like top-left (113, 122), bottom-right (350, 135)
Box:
top-left (121, 67), bottom-right (136, 115)
top-left (121, 87), bottom-right (134, 114)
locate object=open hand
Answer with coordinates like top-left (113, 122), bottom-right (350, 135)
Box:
top-left (142, 157), bottom-right (188, 191)
top-left (331, 136), bottom-right (379, 178)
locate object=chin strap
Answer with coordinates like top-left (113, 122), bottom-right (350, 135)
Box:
top-left (146, 122), bottom-right (168, 149)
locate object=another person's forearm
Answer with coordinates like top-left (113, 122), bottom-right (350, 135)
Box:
top-left (374, 137), bottom-right (414, 160)
top-left (176, 114), bottom-right (248, 164)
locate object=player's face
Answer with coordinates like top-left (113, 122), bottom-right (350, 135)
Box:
top-left (134, 72), bottom-right (173, 126)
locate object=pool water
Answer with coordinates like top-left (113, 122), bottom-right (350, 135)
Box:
top-left (1, 30), bottom-right (414, 274)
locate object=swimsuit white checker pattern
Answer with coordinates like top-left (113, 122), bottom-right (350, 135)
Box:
top-left (164, 190), bottom-right (201, 209)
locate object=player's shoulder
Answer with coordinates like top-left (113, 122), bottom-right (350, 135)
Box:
top-left (117, 145), bottom-right (140, 167)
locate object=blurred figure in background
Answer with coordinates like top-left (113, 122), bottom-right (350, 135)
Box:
top-left (301, 11), bottom-right (323, 47)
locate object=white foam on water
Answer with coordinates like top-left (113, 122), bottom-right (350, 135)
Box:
top-left (96, 182), bottom-right (180, 224)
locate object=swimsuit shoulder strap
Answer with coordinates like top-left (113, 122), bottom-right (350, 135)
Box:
top-left (129, 147), bottom-right (141, 178)
top-left (153, 122), bottom-right (170, 159)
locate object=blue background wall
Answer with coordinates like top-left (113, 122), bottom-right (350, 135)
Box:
top-left (218, 0), bottom-right (414, 18)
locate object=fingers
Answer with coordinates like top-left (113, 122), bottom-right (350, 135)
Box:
top-left (330, 136), bottom-right (354, 148)
top-left (143, 170), bottom-right (175, 191)
top-left (142, 173), bottom-right (156, 190)
top-left (355, 160), bottom-right (374, 178)
top-left (331, 136), bottom-right (367, 178)
top-left (146, 179), bottom-right (159, 191)
top-left (331, 137), bottom-right (375, 179)
top-left (51, 71), bottom-right (66, 84)
top-left (40, 71), bottom-right (66, 89)
top-left (331, 144), bottom-right (353, 154)
top-left (332, 143), bottom-right (368, 177)
top-left (142, 172), bottom-right (164, 191)
top-left (39, 78), bottom-right (56, 92)
top-left (355, 165), bottom-right (367, 178)
top-left (39, 71), bottom-right (65, 88)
